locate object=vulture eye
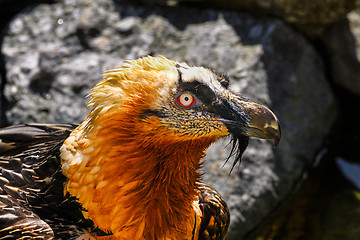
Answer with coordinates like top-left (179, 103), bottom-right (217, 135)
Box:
top-left (176, 93), bottom-right (196, 108)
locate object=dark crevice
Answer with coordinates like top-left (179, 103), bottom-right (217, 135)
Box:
top-left (0, 50), bottom-right (7, 127)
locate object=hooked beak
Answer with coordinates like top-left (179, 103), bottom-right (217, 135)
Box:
top-left (216, 95), bottom-right (281, 147)
top-left (240, 101), bottom-right (281, 147)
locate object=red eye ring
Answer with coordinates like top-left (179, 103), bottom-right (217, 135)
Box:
top-left (176, 93), bottom-right (196, 108)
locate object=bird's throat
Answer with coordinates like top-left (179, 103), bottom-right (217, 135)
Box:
top-left (60, 119), bottom-right (210, 239)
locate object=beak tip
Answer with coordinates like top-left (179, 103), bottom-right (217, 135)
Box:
top-left (273, 136), bottom-right (280, 148)
top-left (273, 122), bottom-right (281, 148)
top-left (248, 116), bottom-right (281, 147)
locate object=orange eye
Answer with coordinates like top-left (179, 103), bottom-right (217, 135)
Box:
top-left (176, 93), bottom-right (196, 108)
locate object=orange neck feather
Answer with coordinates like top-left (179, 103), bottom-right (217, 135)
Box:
top-left (61, 107), bottom-right (214, 239)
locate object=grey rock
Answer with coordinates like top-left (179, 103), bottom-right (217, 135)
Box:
top-left (1, 0), bottom-right (337, 238)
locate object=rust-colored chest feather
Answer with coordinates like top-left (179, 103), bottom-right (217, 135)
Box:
top-left (60, 109), bottom-right (214, 239)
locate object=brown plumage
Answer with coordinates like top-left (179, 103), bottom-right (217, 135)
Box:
top-left (0, 56), bottom-right (280, 239)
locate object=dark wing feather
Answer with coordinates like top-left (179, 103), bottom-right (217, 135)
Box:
top-left (0, 123), bottom-right (102, 239)
top-left (0, 123), bottom-right (76, 156)
top-left (197, 182), bottom-right (230, 240)
top-left (0, 190), bottom-right (54, 239)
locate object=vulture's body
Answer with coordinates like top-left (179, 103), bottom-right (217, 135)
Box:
top-left (0, 56), bottom-right (280, 239)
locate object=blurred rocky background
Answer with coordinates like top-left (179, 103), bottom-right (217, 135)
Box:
top-left (0, 0), bottom-right (360, 239)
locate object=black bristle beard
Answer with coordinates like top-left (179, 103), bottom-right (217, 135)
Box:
top-left (225, 133), bottom-right (249, 173)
